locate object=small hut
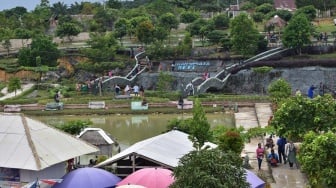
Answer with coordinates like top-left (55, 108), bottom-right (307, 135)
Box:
top-left (77, 128), bottom-right (119, 159)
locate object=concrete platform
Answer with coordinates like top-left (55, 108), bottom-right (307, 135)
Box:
top-left (238, 103), bottom-right (308, 188)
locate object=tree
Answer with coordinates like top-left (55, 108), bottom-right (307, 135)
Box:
top-left (7, 77), bottom-right (21, 96)
top-left (230, 13), bottom-right (260, 56)
top-left (270, 94), bottom-right (336, 141)
top-left (299, 131), bottom-right (336, 187)
top-left (56, 22), bottom-right (81, 42)
top-left (136, 20), bottom-right (155, 45)
top-left (171, 148), bottom-right (249, 188)
top-left (114, 18), bottom-right (129, 45)
top-left (267, 78), bottom-right (292, 104)
top-left (17, 35), bottom-right (60, 67)
top-left (56, 120), bottom-right (92, 135)
top-left (14, 28), bottom-right (32, 47)
top-left (255, 3), bottom-right (275, 14)
top-left (0, 27), bottom-right (13, 57)
top-left (189, 98), bottom-right (212, 150)
top-left (282, 13), bottom-right (313, 55)
top-left (83, 32), bottom-right (118, 63)
top-left (212, 14), bottom-right (230, 29)
top-left (217, 129), bottom-right (244, 154)
top-left (159, 12), bottom-right (179, 43)
top-left (180, 11), bottom-right (200, 23)
top-left (295, 5), bottom-right (317, 21)
top-left (157, 71), bottom-right (174, 92)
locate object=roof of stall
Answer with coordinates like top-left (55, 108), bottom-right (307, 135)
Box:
top-left (77, 128), bottom-right (116, 145)
top-left (0, 113), bottom-right (99, 171)
top-left (95, 130), bottom-right (217, 169)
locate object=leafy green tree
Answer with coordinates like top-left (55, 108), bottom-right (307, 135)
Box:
top-left (230, 13), bottom-right (260, 56)
top-left (177, 32), bottom-right (192, 56)
top-left (187, 18), bottom-right (214, 46)
top-left (189, 98), bottom-right (212, 150)
top-left (56, 120), bottom-right (92, 135)
top-left (83, 32), bottom-right (118, 63)
top-left (18, 35), bottom-right (60, 67)
top-left (7, 77), bottom-right (21, 96)
top-left (255, 3), bottom-right (275, 14)
top-left (157, 71), bottom-right (174, 92)
top-left (94, 7), bottom-right (118, 31)
top-left (217, 129), bottom-right (244, 154)
top-left (153, 26), bottom-right (169, 42)
top-left (114, 18), bottom-right (129, 45)
top-left (136, 20), bottom-right (155, 45)
top-left (171, 148), bottom-right (249, 188)
top-left (206, 30), bottom-right (226, 45)
top-left (56, 22), bottom-right (81, 42)
top-left (267, 78), bottom-right (292, 104)
top-left (14, 28), bottom-right (32, 47)
top-left (0, 28), bottom-right (13, 53)
top-left (128, 16), bottom-right (151, 39)
top-left (299, 131), bottom-right (336, 187)
top-left (159, 13), bottom-right (179, 43)
top-left (212, 14), bottom-right (230, 29)
top-left (51, 2), bottom-right (68, 15)
top-left (271, 94), bottom-right (336, 141)
top-left (2, 39), bottom-right (12, 57)
top-left (180, 11), bottom-right (200, 23)
top-left (294, 5), bottom-right (317, 21)
top-left (282, 13), bottom-right (313, 55)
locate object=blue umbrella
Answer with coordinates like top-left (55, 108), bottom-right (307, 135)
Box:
top-left (52, 167), bottom-right (121, 188)
top-left (245, 169), bottom-right (265, 188)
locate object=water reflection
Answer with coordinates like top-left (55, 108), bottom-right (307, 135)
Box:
top-left (33, 113), bottom-right (234, 150)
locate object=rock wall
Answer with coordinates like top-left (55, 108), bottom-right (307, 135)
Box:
top-left (135, 66), bottom-right (336, 96)
top-left (225, 66), bottom-right (336, 95)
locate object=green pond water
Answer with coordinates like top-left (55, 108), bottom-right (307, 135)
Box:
top-left (32, 113), bottom-right (234, 150)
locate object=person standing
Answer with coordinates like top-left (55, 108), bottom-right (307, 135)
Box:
top-left (133, 84), bottom-right (139, 96)
top-left (186, 81), bottom-right (194, 96)
top-left (307, 85), bottom-right (316, 99)
top-left (286, 141), bottom-right (298, 168)
top-left (256, 143), bottom-right (265, 170)
top-left (54, 90), bottom-right (61, 103)
top-left (115, 84), bottom-right (120, 96)
top-left (277, 136), bottom-right (287, 164)
top-left (139, 85), bottom-right (145, 97)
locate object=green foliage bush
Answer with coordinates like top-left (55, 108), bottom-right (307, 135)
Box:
top-left (55, 120), bottom-right (92, 135)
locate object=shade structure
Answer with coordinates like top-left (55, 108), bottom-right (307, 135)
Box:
top-left (117, 185), bottom-right (146, 188)
top-left (52, 167), bottom-right (121, 188)
top-left (116, 168), bottom-right (174, 188)
top-left (245, 169), bottom-right (265, 188)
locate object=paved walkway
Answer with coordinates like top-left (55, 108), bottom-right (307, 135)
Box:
top-left (0, 83), bottom-right (34, 101)
top-left (237, 103), bottom-right (308, 188)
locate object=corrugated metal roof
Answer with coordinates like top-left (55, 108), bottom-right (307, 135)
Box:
top-left (95, 130), bottom-right (217, 168)
top-left (0, 113), bottom-right (99, 171)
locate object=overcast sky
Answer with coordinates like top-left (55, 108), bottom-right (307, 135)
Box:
top-left (1, 0), bottom-right (102, 11)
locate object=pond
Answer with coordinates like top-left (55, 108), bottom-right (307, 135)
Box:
top-left (32, 113), bottom-right (234, 150)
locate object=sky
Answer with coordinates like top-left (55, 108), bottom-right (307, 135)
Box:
top-left (0, 0), bottom-right (102, 11)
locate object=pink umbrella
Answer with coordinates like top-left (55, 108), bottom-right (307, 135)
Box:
top-left (117, 168), bottom-right (174, 188)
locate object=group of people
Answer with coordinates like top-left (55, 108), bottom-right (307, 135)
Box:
top-left (115, 84), bottom-right (144, 97)
top-left (256, 135), bottom-right (298, 170)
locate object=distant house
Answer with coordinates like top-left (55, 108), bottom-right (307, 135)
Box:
top-left (95, 130), bottom-right (217, 178)
top-left (274, 0), bottom-right (297, 12)
top-left (77, 128), bottom-right (119, 159)
top-left (0, 113), bottom-right (99, 188)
